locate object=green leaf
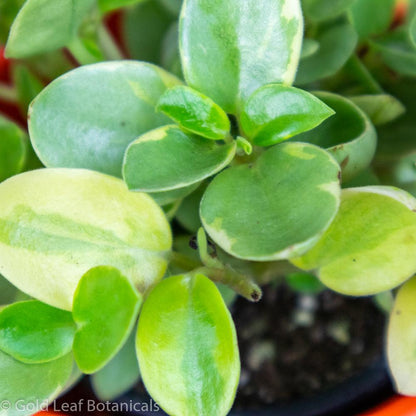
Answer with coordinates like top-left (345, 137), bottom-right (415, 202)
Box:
top-left (0, 0), bottom-right (25, 44)
top-left (124, 1), bottom-right (174, 64)
top-left (350, 94), bottom-right (405, 126)
top-left (99, 0), bottom-right (146, 13)
top-left (296, 21), bottom-right (358, 85)
top-left (180, 0), bottom-right (303, 114)
top-left (28, 61), bottom-right (181, 177)
top-left (150, 182), bottom-right (201, 206)
top-left (0, 275), bottom-right (18, 306)
top-left (301, 0), bottom-right (355, 22)
top-left (387, 276), bottom-right (416, 395)
top-left (410, 13), bottom-right (416, 47)
top-left (0, 115), bottom-right (27, 182)
top-left (200, 142), bottom-right (341, 261)
top-left (240, 84), bottom-right (335, 147)
top-left (286, 272), bottom-right (325, 294)
top-left (73, 266), bottom-right (142, 374)
top-left (157, 86), bottom-right (230, 140)
top-left (0, 351), bottom-right (72, 416)
top-left (348, 0), bottom-right (395, 39)
top-left (91, 331), bottom-right (140, 401)
top-left (371, 29), bottom-right (416, 77)
top-left (137, 274), bottom-right (240, 416)
top-left (157, 0), bottom-right (182, 15)
top-left (5, 0), bottom-right (96, 58)
top-left (0, 300), bottom-right (76, 364)
top-left (292, 187), bottom-right (416, 295)
top-left (12, 65), bottom-right (44, 114)
top-left (301, 38), bottom-right (319, 59)
top-left (123, 125), bottom-right (236, 192)
top-left (295, 92), bottom-right (377, 182)
top-left (161, 22), bottom-right (182, 77)
top-left (175, 184), bottom-right (206, 232)
top-left (0, 168), bottom-right (171, 311)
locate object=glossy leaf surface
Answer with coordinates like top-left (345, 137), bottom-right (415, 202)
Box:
top-left (0, 115), bottom-right (26, 182)
top-left (73, 266), bottom-right (142, 374)
top-left (157, 86), bottom-right (230, 140)
top-left (0, 351), bottom-right (72, 416)
top-left (137, 274), bottom-right (240, 416)
top-left (180, 0), bottom-right (303, 113)
top-left (0, 168), bottom-right (171, 310)
top-left (201, 142), bottom-right (341, 261)
top-left (292, 187), bottom-right (416, 295)
top-left (123, 125), bottom-right (236, 192)
top-left (388, 276), bottom-right (416, 395)
top-left (0, 300), bottom-right (75, 364)
top-left (5, 0), bottom-right (95, 58)
top-left (295, 92), bottom-right (377, 182)
top-left (29, 61), bottom-right (181, 177)
top-left (240, 84), bottom-right (334, 146)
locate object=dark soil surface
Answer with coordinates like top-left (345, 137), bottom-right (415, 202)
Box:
top-left (232, 284), bottom-right (386, 409)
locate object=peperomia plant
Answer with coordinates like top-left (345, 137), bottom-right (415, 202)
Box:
top-left (0, 0), bottom-right (416, 415)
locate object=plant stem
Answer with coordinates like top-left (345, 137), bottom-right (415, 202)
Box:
top-left (0, 83), bottom-right (17, 102)
top-left (97, 22), bottom-right (124, 61)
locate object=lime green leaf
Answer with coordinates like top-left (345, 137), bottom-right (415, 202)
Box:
top-left (348, 0), bottom-right (395, 39)
top-left (5, 0), bottom-right (95, 58)
top-left (157, 86), bottom-right (230, 140)
top-left (180, 0), bottom-right (303, 114)
top-left (28, 61), bottom-right (181, 177)
top-left (99, 0), bottom-right (146, 13)
top-left (350, 94), bottom-right (405, 126)
top-left (0, 300), bottom-right (75, 364)
top-left (295, 92), bottom-right (377, 182)
top-left (240, 84), bottom-right (334, 147)
top-left (371, 29), bottom-right (416, 77)
top-left (296, 21), bottom-right (358, 85)
top-left (286, 272), bottom-right (325, 294)
top-left (387, 276), bottom-right (416, 395)
top-left (292, 187), bottom-right (416, 296)
top-left (0, 168), bottom-right (171, 311)
top-left (123, 125), bottom-right (236, 192)
top-left (201, 142), bottom-right (341, 261)
top-left (137, 274), bottom-right (240, 416)
top-left (73, 266), bottom-right (142, 374)
top-left (0, 115), bottom-right (27, 182)
top-left (301, 0), bottom-right (355, 22)
top-left (0, 351), bottom-right (72, 416)
top-left (91, 331), bottom-right (140, 401)
top-left (124, 1), bottom-right (174, 64)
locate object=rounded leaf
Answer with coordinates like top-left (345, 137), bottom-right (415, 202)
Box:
top-left (292, 187), bottom-right (416, 295)
top-left (0, 115), bottom-right (26, 182)
top-left (387, 276), bottom-right (416, 395)
top-left (157, 86), bottom-right (230, 140)
top-left (302, 0), bottom-right (355, 22)
top-left (137, 274), bottom-right (240, 416)
top-left (73, 266), bottom-right (142, 374)
top-left (296, 21), bottom-right (358, 85)
top-left (180, 0), bottom-right (303, 113)
top-left (240, 84), bottom-right (335, 146)
top-left (123, 125), bottom-right (236, 192)
top-left (0, 350), bottom-right (72, 416)
top-left (0, 300), bottom-right (76, 364)
top-left (0, 168), bottom-right (171, 310)
top-left (28, 61), bottom-right (181, 177)
top-left (295, 92), bottom-right (377, 182)
top-left (200, 142), bottom-right (341, 261)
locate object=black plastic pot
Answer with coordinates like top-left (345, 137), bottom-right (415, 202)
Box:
top-left (113, 357), bottom-right (393, 416)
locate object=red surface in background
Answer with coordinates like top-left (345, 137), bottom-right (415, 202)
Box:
top-left (361, 396), bottom-right (416, 416)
